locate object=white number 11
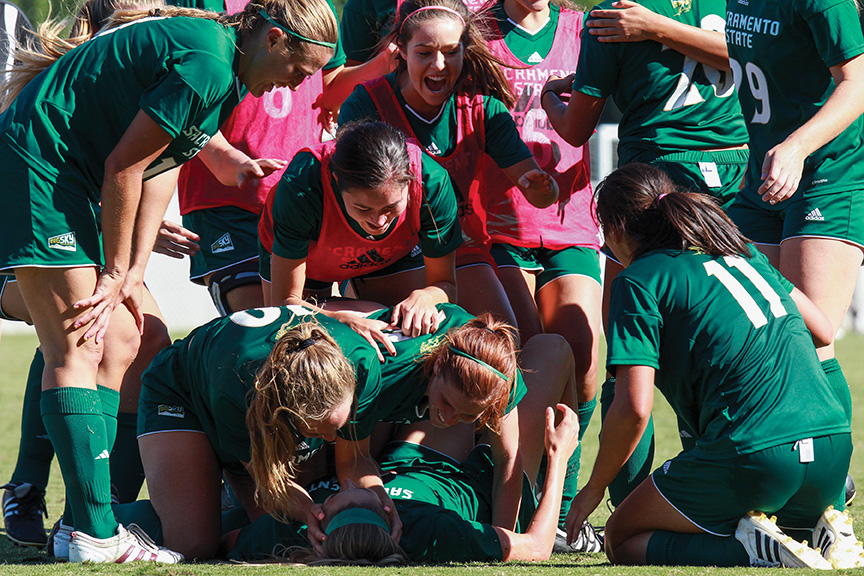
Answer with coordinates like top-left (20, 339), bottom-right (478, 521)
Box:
top-left (704, 256), bottom-right (787, 328)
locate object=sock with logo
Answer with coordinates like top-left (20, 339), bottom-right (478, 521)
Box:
top-left (111, 412), bottom-right (145, 503)
top-left (646, 531), bottom-right (750, 566)
top-left (10, 349), bottom-right (54, 488)
top-left (41, 387), bottom-right (117, 539)
top-left (601, 377), bottom-right (655, 507)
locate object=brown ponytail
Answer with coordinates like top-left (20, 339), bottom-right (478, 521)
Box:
top-left (246, 320), bottom-right (355, 520)
top-left (596, 163), bottom-right (752, 260)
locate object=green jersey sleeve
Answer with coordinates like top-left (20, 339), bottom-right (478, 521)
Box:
top-left (419, 154), bottom-right (462, 258)
top-left (340, 0), bottom-right (396, 62)
top-left (483, 96), bottom-right (533, 169)
top-left (270, 151), bottom-right (325, 260)
top-left (606, 276), bottom-right (663, 370)
top-left (399, 504), bottom-right (505, 562)
top-left (141, 49), bottom-right (236, 138)
top-left (800, 0), bottom-right (864, 67)
top-left (571, 7), bottom-right (620, 99)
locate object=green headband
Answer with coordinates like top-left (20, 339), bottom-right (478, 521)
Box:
top-left (448, 345), bottom-right (509, 382)
top-left (258, 9), bottom-right (337, 49)
top-left (325, 508), bottom-right (390, 535)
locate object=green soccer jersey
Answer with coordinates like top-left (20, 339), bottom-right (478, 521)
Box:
top-left (147, 305), bottom-right (380, 473)
top-left (491, 1), bottom-right (559, 64)
top-left (338, 73), bottom-right (533, 168)
top-left (572, 0), bottom-right (749, 165)
top-left (347, 303), bottom-right (528, 440)
top-left (725, 0), bottom-right (864, 197)
top-left (228, 443), bottom-right (537, 563)
top-left (606, 247), bottom-right (850, 458)
top-left (271, 150), bottom-right (462, 260)
top-left (0, 17), bottom-right (243, 197)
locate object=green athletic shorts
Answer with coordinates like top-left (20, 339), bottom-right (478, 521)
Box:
top-left (651, 433), bottom-right (852, 535)
top-left (727, 186), bottom-right (864, 248)
top-left (490, 244), bottom-right (602, 289)
top-left (0, 145), bottom-right (103, 272)
top-left (137, 341), bottom-right (204, 438)
top-left (182, 206), bottom-right (260, 284)
top-left (630, 148), bottom-right (749, 209)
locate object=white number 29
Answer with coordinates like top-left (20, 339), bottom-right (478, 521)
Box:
top-left (703, 256), bottom-right (786, 328)
top-left (728, 58), bottom-right (771, 124)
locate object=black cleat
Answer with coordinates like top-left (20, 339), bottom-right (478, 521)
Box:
top-left (1, 482), bottom-right (48, 548)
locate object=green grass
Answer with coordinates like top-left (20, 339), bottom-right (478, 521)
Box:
top-left (0, 332), bottom-right (863, 574)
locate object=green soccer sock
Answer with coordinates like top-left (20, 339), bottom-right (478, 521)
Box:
top-left (646, 530), bottom-right (751, 566)
top-left (41, 387), bottom-right (117, 539)
top-left (10, 349), bottom-right (54, 488)
top-left (112, 499), bottom-right (162, 545)
top-left (97, 386), bottom-right (119, 453)
top-left (557, 397), bottom-right (597, 529)
top-left (822, 358), bottom-right (851, 512)
top-left (111, 412), bottom-right (145, 503)
top-left (601, 377), bottom-right (655, 508)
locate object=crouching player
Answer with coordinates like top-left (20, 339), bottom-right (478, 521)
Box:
top-left (566, 164), bottom-right (862, 569)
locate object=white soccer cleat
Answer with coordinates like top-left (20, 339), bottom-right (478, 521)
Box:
top-left (68, 523), bottom-right (183, 564)
top-left (47, 518), bottom-right (73, 560)
top-left (735, 511), bottom-right (832, 569)
top-left (813, 506), bottom-right (864, 569)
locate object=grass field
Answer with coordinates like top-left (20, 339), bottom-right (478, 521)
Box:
top-left (0, 331), bottom-right (863, 574)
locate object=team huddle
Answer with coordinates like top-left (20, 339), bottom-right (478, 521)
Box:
top-left (0, 0), bottom-right (861, 568)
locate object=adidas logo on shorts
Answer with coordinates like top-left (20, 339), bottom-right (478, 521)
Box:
top-left (48, 232), bottom-right (77, 252)
top-left (94, 450), bottom-right (110, 460)
top-left (805, 208), bottom-right (825, 222)
top-left (211, 233), bottom-right (235, 254)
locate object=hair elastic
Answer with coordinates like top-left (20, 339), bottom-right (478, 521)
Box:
top-left (258, 9), bottom-right (337, 49)
top-left (398, 6), bottom-right (466, 36)
top-left (325, 508), bottom-right (390, 535)
top-left (294, 337), bottom-right (316, 351)
top-left (448, 345), bottom-right (509, 381)
top-left (656, 193), bottom-right (668, 206)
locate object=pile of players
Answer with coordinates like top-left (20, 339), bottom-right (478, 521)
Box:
top-left (0, 0), bottom-right (862, 568)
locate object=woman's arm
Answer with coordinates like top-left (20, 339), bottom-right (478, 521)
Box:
top-left (390, 253), bottom-right (456, 336)
top-left (585, 0), bottom-right (730, 70)
top-left (334, 437), bottom-right (403, 541)
top-left (316, 44), bottom-right (398, 119)
top-left (74, 110), bottom-right (173, 342)
top-left (500, 157), bottom-right (559, 209)
top-left (759, 53), bottom-right (864, 204)
top-left (564, 364), bottom-right (654, 542)
top-left (270, 254), bottom-right (398, 360)
top-left (790, 287), bottom-right (834, 348)
top-left (541, 79), bottom-right (607, 149)
top-left (198, 131), bottom-right (287, 188)
top-left (494, 405), bottom-right (579, 561)
top-left (489, 407), bottom-right (524, 531)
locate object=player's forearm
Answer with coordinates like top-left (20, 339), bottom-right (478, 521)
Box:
top-left (650, 23), bottom-right (729, 70)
